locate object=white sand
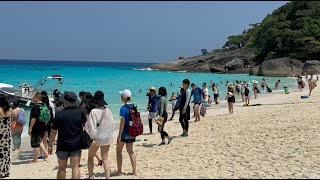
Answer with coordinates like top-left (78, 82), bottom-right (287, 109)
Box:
top-left (7, 86), bottom-right (320, 179)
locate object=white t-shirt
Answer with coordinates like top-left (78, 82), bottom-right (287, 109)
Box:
top-left (203, 88), bottom-right (209, 102)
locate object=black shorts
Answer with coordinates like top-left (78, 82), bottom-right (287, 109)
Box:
top-left (179, 107), bottom-right (191, 121)
top-left (121, 138), bottom-right (135, 144)
top-left (31, 131), bottom-right (45, 148)
top-left (214, 94), bottom-right (218, 100)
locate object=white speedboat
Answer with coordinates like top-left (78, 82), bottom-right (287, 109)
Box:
top-left (0, 74), bottom-right (64, 107)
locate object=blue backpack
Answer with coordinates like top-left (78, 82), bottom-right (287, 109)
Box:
top-left (17, 110), bottom-right (26, 125)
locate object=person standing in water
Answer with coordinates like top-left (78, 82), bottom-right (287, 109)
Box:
top-left (157, 87), bottom-right (173, 145)
top-left (275, 80), bottom-right (281, 90)
top-left (212, 83), bottom-right (219, 104)
top-left (261, 79), bottom-right (266, 91)
top-left (146, 87), bottom-right (161, 134)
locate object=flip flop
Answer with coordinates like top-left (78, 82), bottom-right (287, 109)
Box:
top-left (168, 137), bottom-right (173, 144)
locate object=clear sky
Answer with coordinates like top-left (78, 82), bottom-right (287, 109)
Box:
top-left (0, 1), bottom-right (287, 63)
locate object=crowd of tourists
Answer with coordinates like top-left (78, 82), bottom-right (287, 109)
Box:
top-left (0, 75), bottom-right (318, 179)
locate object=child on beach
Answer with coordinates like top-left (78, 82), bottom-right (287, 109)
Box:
top-left (275, 80), bottom-right (281, 90)
top-left (225, 92), bottom-right (235, 114)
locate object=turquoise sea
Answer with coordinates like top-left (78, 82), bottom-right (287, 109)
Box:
top-left (0, 60), bottom-right (298, 136)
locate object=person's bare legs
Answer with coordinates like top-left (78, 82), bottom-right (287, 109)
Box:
top-left (194, 104), bottom-right (200, 122)
top-left (31, 147), bottom-right (40, 163)
top-left (57, 158), bottom-right (68, 179)
top-left (100, 145), bottom-right (111, 179)
top-left (88, 145), bottom-right (99, 178)
top-left (228, 103), bottom-right (232, 114)
top-left (116, 141), bottom-right (125, 176)
top-left (42, 132), bottom-right (48, 153)
top-left (126, 143), bottom-right (137, 176)
top-left (70, 155), bottom-right (81, 179)
top-left (39, 142), bottom-right (48, 159)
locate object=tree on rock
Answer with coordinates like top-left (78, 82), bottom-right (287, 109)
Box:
top-left (201, 49), bottom-right (209, 55)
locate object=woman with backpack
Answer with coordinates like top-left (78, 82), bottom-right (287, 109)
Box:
top-left (157, 87), bottom-right (173, 145)
top-left (0, 95), bottom-right (12, 178)
top-left (85, 91), bottom-right (114, 179)
top-left (11, 101), bottom-right (26, 152)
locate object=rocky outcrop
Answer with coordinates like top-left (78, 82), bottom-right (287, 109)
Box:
top-left (150, 48), bottom-right (256, 73)
top-left (257, 58), bottom-right (303, 77)
top-left (302, 60), bottom-right (320, 74)
top-left (224, 58), bottom-right (245, 71)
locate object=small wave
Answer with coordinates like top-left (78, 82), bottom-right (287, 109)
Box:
top-left (133, 68), bottom-right (158, 71)
top-left (27, 68), bottom-right (58, 71)
top-left (177, 70), bottom-right (187, 73)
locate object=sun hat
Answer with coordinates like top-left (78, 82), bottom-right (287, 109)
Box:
top-left (149, 87), bottom-right (157, 92)
top-left (91, 91), bottom-right (108, 106)
top-left (59, 91), bottom-right (80, 107)
top-left (252, 80), bottom-right (258, 84)
top-left (119, 89), bottom-right (132, 98)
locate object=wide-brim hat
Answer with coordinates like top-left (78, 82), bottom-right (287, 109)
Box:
top-left (149, 87), bottom-right (157, 92)
top-left (59, 91), bottom-right (80, 107)
top-left (252, 80), bottom-right (258, 84)
top-left (92, 91), bottom-right (108, 106)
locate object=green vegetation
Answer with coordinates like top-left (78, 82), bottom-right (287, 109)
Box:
top-left (201, 49), bottom-right (209, 55)
top-left (223, 1), bottom-right (320, 62)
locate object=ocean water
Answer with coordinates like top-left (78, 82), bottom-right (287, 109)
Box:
top-left (0, 60), bottom-right (298, 136)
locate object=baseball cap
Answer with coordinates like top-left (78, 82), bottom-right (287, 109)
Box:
top-left (119, 89), bottom-right (132, 98)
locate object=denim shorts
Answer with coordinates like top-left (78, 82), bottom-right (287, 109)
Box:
top-left (56, 150), bottom-right (82, 160)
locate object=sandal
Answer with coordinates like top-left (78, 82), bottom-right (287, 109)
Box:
top-left (168, 137), bottom-right (173, 145)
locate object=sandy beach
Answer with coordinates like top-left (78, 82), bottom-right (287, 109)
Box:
top-left (7, 87), bottom-right (320, 179)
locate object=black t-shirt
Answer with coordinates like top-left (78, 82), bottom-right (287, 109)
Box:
top-left (52, 107), bottom-right (85, 152)
top-left (29, 103), bottom-right (47, 134)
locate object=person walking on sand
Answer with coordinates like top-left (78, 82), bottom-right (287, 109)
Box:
top-left (157, 87), bottom-right (173, 145)
top-left (116, 89), bottom-right (137, 176)
top-left (235, 81), bottom-right (241, 95)
top-left (298, 76), bottom-right (305, 91)
top-left (225, 92), bottom-right (235, 114)
top-left (85, 91), bottom-right (114, 179)
top-left (11, 101), bottom-right (25, 152)
top-left (168, 92), bottom-right (177, 121)
top-left (0, 95), bottom-right (12, 178)
top-left (244, 81), bottom-right (250, 105)
top-left (179, 79), bottom-right (191, 137)
top-left (28, 93), bottom-right (49, 163)
top-left (212, 83), bottom-right (219, 104)
top-left (240, 81), bottom-right (245, 102)
top-left (191, 83), bottom-right (203, 122)
top-left (146, 87), bottom-right (161, 134)
top-left (308, 78), bottom-right (317, 96)
top-left (201, 83), bottom-right (209, 117)
top-left (79, 92), bottom-right (104, 167)
top-left (253, 80), bottom-right (258, 99)
top-left (48, 91), bottom-right (83, 179)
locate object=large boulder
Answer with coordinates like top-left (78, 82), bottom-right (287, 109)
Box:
top-left (224, 58), bottom-right (245, 71)
top-left (302, 60), bottom-right (320, 74)
top-left (257, 58), bottom-right (303, 77)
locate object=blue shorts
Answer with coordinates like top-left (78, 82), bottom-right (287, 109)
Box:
top-left (56, 150), bottom-right (82, 160)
